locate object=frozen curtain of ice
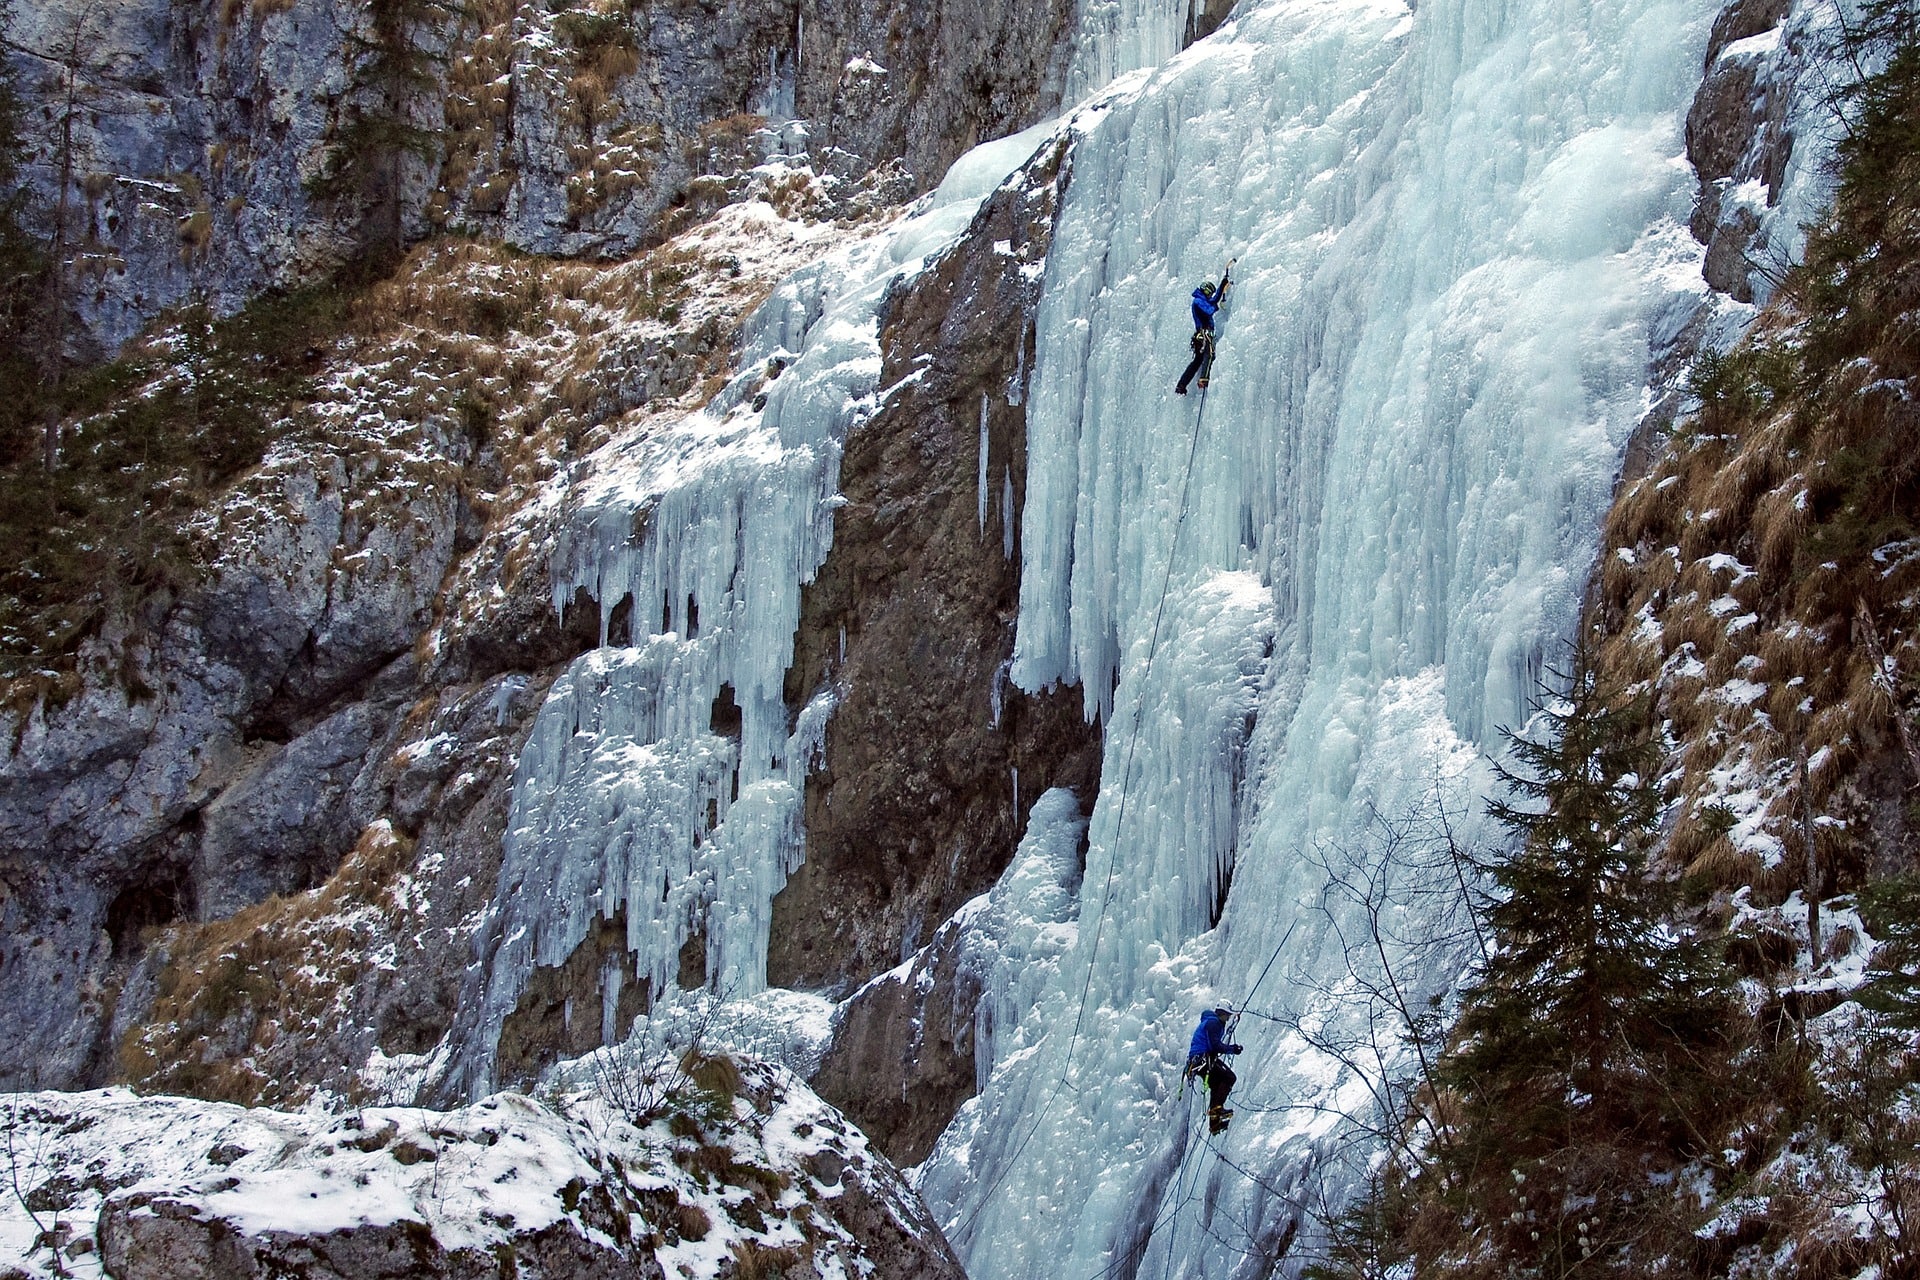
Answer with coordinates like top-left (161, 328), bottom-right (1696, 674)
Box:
top-left (915, 0), bottom-right (1783, 1270)
top-left (449, 123), bottom-right (1060, 1098)
top-left (438, 0), bottom-right (1851, 1262)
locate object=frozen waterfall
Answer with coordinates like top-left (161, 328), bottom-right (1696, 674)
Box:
top-left (436, 0), bottom-right (1845, 1257)
top-left (916, 0), bottom-right (1733, 1269)
top-left (449, 122), bottom-right (1060, 1098)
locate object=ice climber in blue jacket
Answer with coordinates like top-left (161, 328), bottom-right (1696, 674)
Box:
top-left (1187, 1006), bottom-right (1244, 1134)
top-left (1175, 261), bottom-right (1232, 396)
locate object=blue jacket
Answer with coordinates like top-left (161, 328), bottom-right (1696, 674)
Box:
top-left (1189, 1010), bottom-right (1242, 1058)
top-left (1190, 288), bottom-right (1221, 332)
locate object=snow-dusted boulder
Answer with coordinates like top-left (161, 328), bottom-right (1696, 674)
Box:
top-left (1, 1058), bottom-right (962, 1280)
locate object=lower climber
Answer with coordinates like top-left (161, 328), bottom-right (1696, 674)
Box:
top-left (1175, 260), bottom-right (1233, 395)
top-left (1186, 1006), bottom-right (1244, 1134)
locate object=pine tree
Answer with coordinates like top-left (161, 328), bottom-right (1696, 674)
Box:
top-left (1431, 659), bottom-right (1735, 1273)
top-left (306, 0), bottom-right (450, 270)
top-left (1859, 875), bottom-right (1920, 1030)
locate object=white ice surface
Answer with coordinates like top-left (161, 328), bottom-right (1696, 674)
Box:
top-left (920, 0), bottom-right (1744, 1268)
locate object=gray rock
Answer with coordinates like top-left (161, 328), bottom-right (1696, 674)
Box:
top-left (193, 698), bottom-right (390, 920)
top-left (99, 1195), bottom-right (652, 1280)
top-left (1683, 0), bottom-right (1824, 302)
top-left (0, 428), bottom-right (461, 1088)
top-left (10, 0), bottom-right (410, 357)
top-left (12, 0), bottom-right (1082, 356)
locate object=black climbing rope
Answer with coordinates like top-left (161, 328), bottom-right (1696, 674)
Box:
top-left (952, 354), bottom-right (1226, 1248)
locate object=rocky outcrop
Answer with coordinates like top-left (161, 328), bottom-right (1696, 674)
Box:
top-left (764, 137), bottom-right (1101, 1160)
top-left (11, 0), bottom-right (1080, 360)
top-left (438, 0), bottom-right (1082, 257)
top-left (1683, 0), bottom-right (1820, 301)
top-left (100, 1199), bottom-right (649, 1280)
top-left (8, 0), bottom-right (432, 358)
top-left (808, 914), bottom-right (982, 1167)
top-left (6, 1065), bottom-right (966, 1280)
top-left (770, 137), bottom-right (1098, 996)
top-left (0, 417), bottom-right (464, 1088)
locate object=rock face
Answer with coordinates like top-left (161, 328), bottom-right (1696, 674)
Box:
top-left (100, 1205), bottom-right (651, 1280)
top-left (10, 0), bottom-right (1080, 360)
top-left (769, 136), bottom-right (1099, 996)
top-left (1682, 0), bottom-right (1825, 301)
top-left (6, 1066), bottom-right (966, 1280)
top-left (761, 138), bottom-right (1102, 1159)
top-left (9, 0), bottom-right (420, 358)
top-left (0, 416), bottom-right (466, 1088)
top-left (808, 912), bottom-right (985, 1168)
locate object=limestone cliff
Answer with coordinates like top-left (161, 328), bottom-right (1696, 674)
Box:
top-left (1, 0), bottom-right (1090, 1133)
top-left (9, 0), bottom-right (1075, 359)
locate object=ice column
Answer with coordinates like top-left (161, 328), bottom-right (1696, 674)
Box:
top-left (1061, 0), bottom-right (1193, 106)
top-left (452, 122), bottom-right (1062, 1098)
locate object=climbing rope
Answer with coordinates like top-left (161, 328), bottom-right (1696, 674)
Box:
top-left (1157, 1102), bottom-right (1212, 1280)
top-left (1239, 919), bottom-right (1297, 1014)
top-left (953, 369), bottom-right (1222, 1245)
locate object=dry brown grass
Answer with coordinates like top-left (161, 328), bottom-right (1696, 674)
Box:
top-left (1584, 274), bottom-right (1920, 896)
top-left (675, 1200), bottom-right (712, 1241)
top-left (732, 1240), bottom-right (807, 1279)
top-left (119, 821), bottom-right (417, 1105)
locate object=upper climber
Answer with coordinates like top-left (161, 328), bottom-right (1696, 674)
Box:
top-left (1176, 261), bottom-right (1233, 396)
top-left (1186, 1005), bottom-right (1244, 1134)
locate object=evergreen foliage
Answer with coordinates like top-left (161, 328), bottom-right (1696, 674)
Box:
top-left (1403, 661), bottom-right (1738, 1277)
top-left (1444, 663), bottom-right (1734, 1137)
top-left (1789, 0), bottom-right (1920, 612)
top-left (0, 286), bottom-right (353, 679)
top-left (307, 0), bottom-right (451, 266)
top-left (1859, 875), bottom-right (1920, 1031)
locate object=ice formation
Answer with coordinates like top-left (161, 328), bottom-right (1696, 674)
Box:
top-left (915, 0), bottom-right (1786, 1268)
top-left (451, 121), bottom-right (1062, 1098)
top-left (445, 0), bottom-right (1849, 1261)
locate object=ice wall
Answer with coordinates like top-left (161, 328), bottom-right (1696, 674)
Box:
top-left (1061, 0), bottom-right (1191, 106)
top-left (451, 122), bottom-right (1059, 1098)
top-left (920, 0), bottom-right (1727, 1268)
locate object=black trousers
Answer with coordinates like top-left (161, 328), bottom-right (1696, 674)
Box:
top-left (1190, 1054), bottom-right (1236, 1109)
top-left (1176, 333), bottom-right (1216, 392)
top-left (1208, 1058), bottom-right (1236, 1110)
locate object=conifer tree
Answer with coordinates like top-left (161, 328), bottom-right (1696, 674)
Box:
top-left (1859, 874), bottom-right (1920, 1031)
top-left (1446, 661), bottom-right (1731, 1135)
top-left (308, 0), bottom-right (450, 269)
top-left (1428, 659), bottom-right (1735, 1274)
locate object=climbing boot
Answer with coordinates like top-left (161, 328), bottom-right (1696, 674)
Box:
top-left (1207, 1106), bottom-right (1232, 1134)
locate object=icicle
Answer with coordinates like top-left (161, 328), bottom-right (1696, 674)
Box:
top-left (1002, 465), bottom-right (1016, 560)
top-left (978, 393), bottom-right (992, 539)
top-left (451, 117), bottom-right (1066, 1102)
top-left (601, 958), bottom-right (623, 1046)
top-left (935, 0), bottom-right (1728, 1264)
